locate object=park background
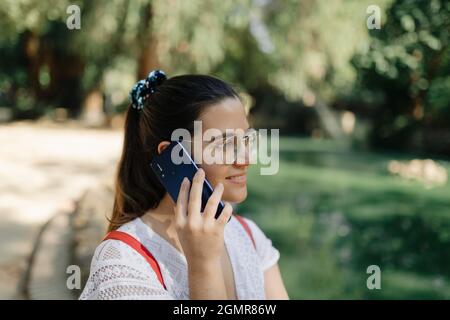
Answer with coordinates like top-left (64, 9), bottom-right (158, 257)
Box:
top-left (0, 0), bottom-right (449, 299)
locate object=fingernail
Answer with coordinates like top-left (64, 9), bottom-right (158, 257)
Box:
top-left (198, 168), bottom-right (204, 175)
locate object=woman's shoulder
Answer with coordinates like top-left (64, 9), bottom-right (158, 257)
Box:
top-left (232, 214), bottom-right (266, 244)
top-left (233, 214), bottom-right (281, 271)
top-left (79, 218), bottom-right (170, 299)
top-left (86, 218), bottom-right (155, 274)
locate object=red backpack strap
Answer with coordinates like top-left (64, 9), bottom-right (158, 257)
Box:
top-left (102, 230), bottom-right (167, 290)
top-left (234, 214), bottom-right (256, 250)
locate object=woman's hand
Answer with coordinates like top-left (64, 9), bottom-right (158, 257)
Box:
top-left (173, 168), bottom-right (233, 299)
top-left (173, 168), bottom-right (233, 265)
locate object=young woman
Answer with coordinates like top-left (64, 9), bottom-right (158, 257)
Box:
top-left (79, 70), bottom-right (289, 300)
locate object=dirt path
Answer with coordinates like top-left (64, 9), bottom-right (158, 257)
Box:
top-left (0, 120), bottom-right (122, 299)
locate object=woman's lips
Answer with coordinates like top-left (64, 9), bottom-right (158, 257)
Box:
top-left (225, 173), bottom-right (247, 184)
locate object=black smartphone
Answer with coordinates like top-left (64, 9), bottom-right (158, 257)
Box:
top-left (150, 140), bottom-right (229, 221)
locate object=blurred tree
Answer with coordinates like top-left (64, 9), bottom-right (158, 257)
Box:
top-left (6, 0), bottom-right (447, 155)
top-left (0, 0), bottom-right (136, 117)
top-left (152, 0), bottom-right (393, 137)
top-left (0, 0), bottom-right (255, 117)
top-left (352, 0), bottom-right (450, 155)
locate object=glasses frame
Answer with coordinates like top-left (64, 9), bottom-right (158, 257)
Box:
top-left (180, 128), bottom-right (258, 164)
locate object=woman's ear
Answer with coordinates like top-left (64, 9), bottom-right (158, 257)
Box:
top-left (157, 141), bottom-right (171, 155)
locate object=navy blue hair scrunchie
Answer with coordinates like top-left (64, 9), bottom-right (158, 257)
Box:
top-left (129, 69), bottom-right (167, 110)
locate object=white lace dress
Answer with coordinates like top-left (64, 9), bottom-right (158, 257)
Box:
top-left (79, 215), bottom-right (280, 300)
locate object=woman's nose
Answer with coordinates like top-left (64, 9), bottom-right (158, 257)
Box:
top-left (234, 141), bottom-right (251, 166)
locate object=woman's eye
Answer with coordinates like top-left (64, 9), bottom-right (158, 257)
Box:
top-left (244, 135), bottom-right (254, 145)
top-left (212, 140), bottom-right (225, 151)
top-left (223, 140), bottom-right (234, 150)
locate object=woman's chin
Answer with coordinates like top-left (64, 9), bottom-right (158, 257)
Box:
top-left (223, 187), bottom-right (247, 204)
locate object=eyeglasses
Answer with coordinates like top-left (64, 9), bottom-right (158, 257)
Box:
top-left (181, 128), bottom-right (258, 164)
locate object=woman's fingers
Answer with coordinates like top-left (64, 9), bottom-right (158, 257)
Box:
top-left (187, 168), bottom-right (205, 221)
top-left (203, 182), bottom-right (224, 221)
top-left (216, 201), bottom-right (233, 225)
top-left (174, 177), bottom-right (190, 227)
top-left (180, 168), bottom-right (231, 228)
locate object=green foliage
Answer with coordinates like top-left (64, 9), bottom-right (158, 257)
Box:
top-left (0, 0), bottom-right (449, 154)
top-left (0, 0), bottom-right (387, 112)
top-left (352, 0), bottom-right (450, 154)
top-left (244, 0), bottom-right (392, 102)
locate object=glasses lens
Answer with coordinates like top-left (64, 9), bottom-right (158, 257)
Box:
top-left (208, 130), bottom-right (258, 164)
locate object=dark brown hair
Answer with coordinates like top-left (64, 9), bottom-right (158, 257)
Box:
top-left (107, 74), bottom-right (239, 232)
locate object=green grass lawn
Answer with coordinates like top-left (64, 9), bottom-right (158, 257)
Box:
top-left (239, 137), bottom-right (450, 299)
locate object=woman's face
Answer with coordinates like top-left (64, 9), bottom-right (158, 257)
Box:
top-left (196, 97), bottom-right (251, 204)
top-left (157, 97), bottom-right (251, 204)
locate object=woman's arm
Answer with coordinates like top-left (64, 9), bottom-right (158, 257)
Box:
top-left (264, 263), bottom-right (289, 299)
top-left (188, 258), bottom-right (228, 299)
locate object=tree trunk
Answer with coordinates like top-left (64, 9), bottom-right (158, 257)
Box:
top-left (137, 2), bottom-right (159, 79)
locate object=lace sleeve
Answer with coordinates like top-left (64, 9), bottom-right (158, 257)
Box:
top-left (242, 217), bottom-right (280, 271)
top-left (79, 240), bottom-right (175, 300)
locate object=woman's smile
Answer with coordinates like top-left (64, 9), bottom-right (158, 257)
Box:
top-left (225, 172), bottom-right (247, 185)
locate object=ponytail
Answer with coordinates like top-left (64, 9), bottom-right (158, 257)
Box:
top-left (107, 106), bottom-right (164, 232)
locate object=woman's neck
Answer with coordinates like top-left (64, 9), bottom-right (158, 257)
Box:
top-left (141, 193), bottom-right (175, 223)
top-left (141, 193), bottom-right (186, 255)
top-left (154, 193), bottom-right (176, 216)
